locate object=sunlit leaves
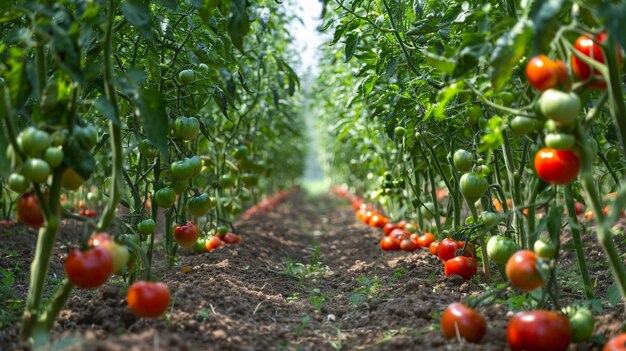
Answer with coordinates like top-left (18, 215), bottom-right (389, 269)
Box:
top-left (344, 32), bottom-right (360, 63)
top-left (597, 2), bottom-right (626, 55)
top-left (479, 116), bottom-right (504, 152)
top-left (121, 1), bottom-right (154, 41)
top-left (228, 0), bottom-right (250, 52)
top-left (489, 19), bottom-right (533, 91)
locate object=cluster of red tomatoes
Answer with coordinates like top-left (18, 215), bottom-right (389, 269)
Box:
top-left (240, 190), bottom-right (289, 219)
top-left (526, 32), bottom-right (623, 186)
top-left (190, 224), bottom-right (242, 254)
top-left (66, 232), bottom-right (171, 319)
top-left (333, 187), bottom-right (478, 280)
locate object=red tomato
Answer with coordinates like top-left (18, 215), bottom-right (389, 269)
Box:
top-left (575, 201), bottom-right (586, 215)
top-left (534, 148), bottom-right (580, 185)
top-left (506, 250), bottom-right (543, 291)
top-left (388, 227), bottom-right (406, 237)
top-left (88, 233), bottom-right (129, 275)
top-left (173, 221), bottom-right (200, 248)
top-left (383, 222), bottom-right (398, 235)
top-left (397, 220), bottom-right (407, 229)
top-left (429, 241), bottom-right (439, 256)
top-left (571, 32), bottom-right (623, 89)
top-left (437, 238), bottom-right (459, 262)
top-left (127, 281), bottom-right (170, 318)
top-left (380, 236), bottom-right (400, 251)
top-left (368, 214), bottom-right (388, 228)
top-left (205, 236), bottom-right (224, 251)
top-left (507, 310), bottom-right (571, 351)
top-left (526, 54), bottom-right (568, 92)
top-left (84, 209), bottom-right (96, 218)
top-left (444, 256), bottom-right (478, 280)
top-left (604, 333), bottom-right (626, 351)
top-left (400, 238), bottom-right (417, 252)
top-left (417, 232), bottom-right (435, 248)
top-left (409, 233), bottom-right (421, 247)
top-left (65, 246), bottom-right (113, 289)
top-left (441, 303), bottom-right (486, 343)
top-left (222, 232), bottom-right (241, 244)
top-left (16, 192), bottom-right (45, 228)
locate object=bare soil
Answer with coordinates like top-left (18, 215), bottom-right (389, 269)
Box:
top-left (1, 191), bottom-right (624, 350)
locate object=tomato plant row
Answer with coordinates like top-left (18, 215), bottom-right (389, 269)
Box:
top-left (317, 0), bottom-right (626, 348)
top-left (0, 0), bottom-right (305, 346)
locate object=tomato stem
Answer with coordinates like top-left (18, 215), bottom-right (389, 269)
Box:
top-left (564, 184), bottom-right (594, 299)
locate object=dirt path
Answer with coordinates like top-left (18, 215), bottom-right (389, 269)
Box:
top-left (4, 191), bottom-right (622, 350)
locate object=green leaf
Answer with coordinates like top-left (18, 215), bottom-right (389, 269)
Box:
top-left (479, 115), bottom-right (504, 152)
top-left (137, 87), bottom-right (168, 157)
top-left (196, 0), bottom-right (220, 23)
top-left (488, 19), bottom-right (533, 91)
top-left (434, 82), bottom-right (463, 120)
top-left (93, 96), bottom-right (118, 126)
top-left (597, 3), bottom-right (626, 56)
top-left (344, 32), bottom-right (360, 63)
top-left (228, 0), bottom-right (250, 52)
top-left (120, 1), bottom-right (154, 41)
top-left (213, 87), bottom-right (229, 119)
top-left (423, 50), bottom-right (456, 75)
top-left (546, 203), bottom-right (563, 245)
top-left (356, 74), bottom-right (379, 97)
top-left (529, 0), bottom-right (564, 54)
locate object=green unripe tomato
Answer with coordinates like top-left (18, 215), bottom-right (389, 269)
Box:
top-left (220, 174), bottom-right (235, 188)
top-left (232, 145), bottom-right (249, 160)
top-left (50, 129), bottom-right (69, 147)
top-left (23, 158), bottom-right (51, 183)
top-left (73, 124), bottom-right (98, 149)
top-left (498, 92), bottom-right (514, 105)
top-left (486, 235), bottom-right (519, 264)
top-left (539, 89), bottom-right (581, 126)
top-left (480, 211), bottom-right (500, 228)
top-left (189, 156), bottom-right (202, 177)
top-left (544, 133), bottom-right (576, 150)
top-left (8, 173), bottom-right (29, 193)
top-left (421, 202), bottom-right (436, 219)
top-left (188, 193), bottom-right (212, 217)
top-left (139, 139), bottom-right (160, 159)
top-left (178, 69), bottom-right (195, 85)
top-left (44, 147), bottom-right (64, 168)
top-left (241, 173), bottom-right (259, 187)
top-left (137, 219), bottom-right (156, 236)
top-left (394, 126), bottom-right (407, 138)
top-left (568, 307), bottom-right (594, 342)
top-left (173, 117), bottom-right (200, 141)
top-left (453, 149), bottom-right (473, 173)
top-left (460, 172), bottom-right (488, 202)
top-left (154, 187), bottom-right (176, 208)
top-left (510, 116), bottom-right (537, 135)
top-left (19, 127), bottom-right (50, 157)
top-left (170, 179), bottom-right (188, 194)
top-left (170, 159), bottom-right (195, 181)
top-left (475, 165), bottom-right (491, 176)
top-left (534, 239), bottom-right (557, 259)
